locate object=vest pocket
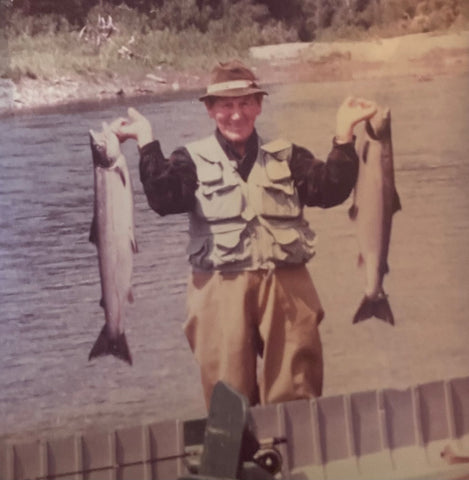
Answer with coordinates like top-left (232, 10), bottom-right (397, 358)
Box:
top-left (212, 229), bottom-right (251, 266)
top-left (257, 182), bottom-right (301, 219)
top-left (187, 235), bottom-right (210, 266)
top-left (198, 182), bottom-right (244, 221)
top-left (187, 227), bottom-right (251, 269)
top-left (265, 154), bottom-right (291, 181)
top-left (196, 156), bottom-right (223, 184)
top-left (256, 152), bottom-right (301, 218)
top-left (267, 223), bottom-right (316, 264)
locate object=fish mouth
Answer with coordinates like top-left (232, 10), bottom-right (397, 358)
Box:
top-left (366, 107), bottom-right (391, 140)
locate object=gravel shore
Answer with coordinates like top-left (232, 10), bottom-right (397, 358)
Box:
top-left (3, 30), bottom-right (469, 114)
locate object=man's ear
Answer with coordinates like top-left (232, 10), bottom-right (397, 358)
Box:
top-left (255, 94), bottom-right (264, 114)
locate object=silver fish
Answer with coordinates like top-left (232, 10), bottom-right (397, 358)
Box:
top-left (349, 107), bottom-right (401, 325)
top-left (88, 123), bottom-right (137, 364)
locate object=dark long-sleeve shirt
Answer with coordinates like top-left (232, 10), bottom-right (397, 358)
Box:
top-left (139, 129), bottom-right (358, 216)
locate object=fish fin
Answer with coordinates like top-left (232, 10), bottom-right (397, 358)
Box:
top-left (131, 238), bottom-right (138, 253)
top-left (116, 166), bottom-right (126, 186)
top-left (89, 216), bottom-right (98, 245)
top-left (348, 204), bottom-right (358, 220)
top-left (353, 295), bottom-right (395, 325)
top-left (393, 189), bottom-right (402, 214)
top-left (127, 289), bottom-right (134, 303)
top-left (88, 325), bottom-right (133, 365)
top-left (358, 254), bottom-right (364, 267)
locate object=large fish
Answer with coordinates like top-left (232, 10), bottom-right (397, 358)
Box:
top-left (88, 123), bottom-right (137, 364)
top-left (349, 107), bottom-right (401, 325)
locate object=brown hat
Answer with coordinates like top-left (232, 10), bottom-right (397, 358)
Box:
top-left (199, 59), bottom-right (268, 101)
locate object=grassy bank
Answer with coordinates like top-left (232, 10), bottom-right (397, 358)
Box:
top-left (3, 0), bottom-right (469, 85)
top-left (5, 2), bottom-right (295, 83)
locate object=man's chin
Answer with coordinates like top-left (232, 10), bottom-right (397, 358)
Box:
top-left (225, 132), bottom-right (249, 144)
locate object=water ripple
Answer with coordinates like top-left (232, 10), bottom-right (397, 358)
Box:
top-left (1, 74), bottom-right (469, 443)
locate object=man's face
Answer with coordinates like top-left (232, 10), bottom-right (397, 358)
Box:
top-left (205, 94), bottom-right (263, 148)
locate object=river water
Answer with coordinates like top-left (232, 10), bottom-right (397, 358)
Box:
top-left (1, 73), bottom-right (469, 443)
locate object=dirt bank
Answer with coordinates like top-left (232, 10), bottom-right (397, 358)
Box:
top-left (6, 29), bottom-right (469, 113)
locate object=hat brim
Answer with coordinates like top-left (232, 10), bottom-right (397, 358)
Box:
top-left (199, 86), bottom-right (268, 101)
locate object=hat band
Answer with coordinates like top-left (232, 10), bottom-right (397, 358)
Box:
top-left (206, 79), bottom-right (255, 95)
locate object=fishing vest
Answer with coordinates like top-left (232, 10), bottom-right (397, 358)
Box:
top-left (185, 134), bottom-right (316, 271)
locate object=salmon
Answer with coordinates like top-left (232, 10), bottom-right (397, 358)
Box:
top-left (88, 123), bottom-right (137, 364)
top-left (349, 107), bottom-right (401, 325)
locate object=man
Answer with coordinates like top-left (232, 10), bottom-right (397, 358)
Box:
top-left (112, 60), bottom-right (376, 407)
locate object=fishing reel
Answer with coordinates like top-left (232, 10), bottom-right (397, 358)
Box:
top-left (184, 442), bottom-right (283, 479)
top-left (253, 445), bottom-right (283, 475)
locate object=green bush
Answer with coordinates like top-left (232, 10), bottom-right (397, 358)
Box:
top-left (379, 0), bottom-right (462, 32)
top-left (7, 10), bottom-right (72, 36)
top-left (5, 0), bottom-right (467, 84)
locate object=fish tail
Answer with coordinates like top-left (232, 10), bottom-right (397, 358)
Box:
top-left (88, 325), bottom-right (133, 365)
top-left (353, 294), bottom-right (395, 325)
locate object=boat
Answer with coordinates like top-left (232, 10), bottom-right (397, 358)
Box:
top-left (1, 376), bottom-right (469, 480)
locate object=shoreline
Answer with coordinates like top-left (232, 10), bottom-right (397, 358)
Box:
top-left (3, 30), bottom-right (469, 115)
top-left (1, 30), bottom-right (469, 449)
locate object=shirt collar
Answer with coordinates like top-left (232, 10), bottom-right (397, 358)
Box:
top-left (215, 128), bottom-right (259, 161)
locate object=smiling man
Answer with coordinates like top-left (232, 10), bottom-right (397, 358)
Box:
top-left (112, 59), bottom-right (376, 408)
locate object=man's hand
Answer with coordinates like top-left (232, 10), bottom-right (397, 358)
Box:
top-left (336, 96), bottom-right (377, 143)
top-left (110, 107), bottom-right (154, 148)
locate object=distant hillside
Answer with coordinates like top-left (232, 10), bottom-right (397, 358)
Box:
top-left (4, 0), bottom-right (468, 40)
top-left (2, 0), bottom-right (468, 83)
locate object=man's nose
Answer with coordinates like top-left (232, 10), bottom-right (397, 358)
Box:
top-left (231, 107), bottom-right (242, 120)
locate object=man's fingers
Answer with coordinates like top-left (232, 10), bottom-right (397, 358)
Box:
top-left (360, 104), bottom-right (377, 119)
top-left (110, 116), bottom-right (126, 125)
top-left (362, 102), bottom-right (378, 121)
top-left (343, 96), bottom-right (376, 110)
top-left (352, 98), bottom-right (377, 122)
top-left (353, 97), bottom-right (376, 111)
top-left (340, 96), bottom-right (375, 114)
top-left (109, 116), bottom-right (129, 132)
top-left (127, 107), bottom-right (144, 121)
top-left (361, 101), bottom-right (377, 113)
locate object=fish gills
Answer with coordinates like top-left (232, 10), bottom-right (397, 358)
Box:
top-left (350, 107), bottom-right (401, 325)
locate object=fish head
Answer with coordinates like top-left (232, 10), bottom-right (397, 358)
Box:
top-left (89, 122), bottom-right (121, 168)
top-left (366, 107), bottom-right (391, 141)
